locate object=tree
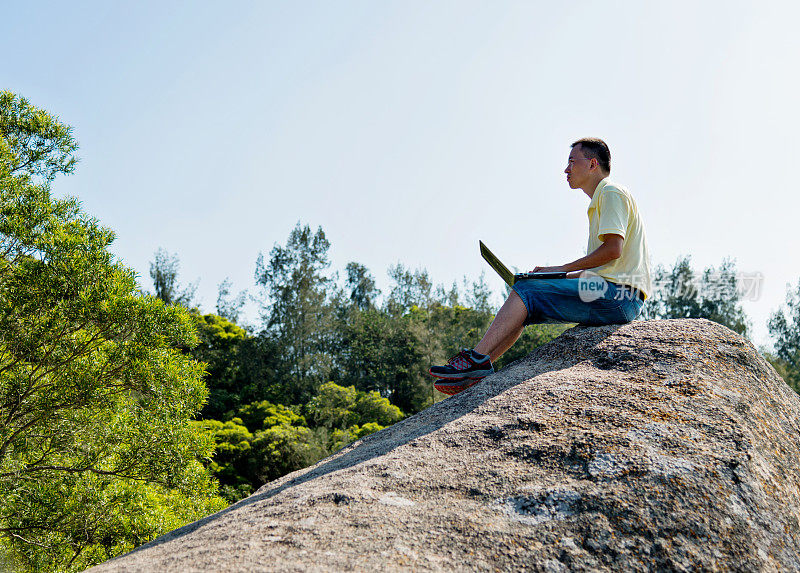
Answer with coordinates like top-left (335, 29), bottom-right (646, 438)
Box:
top-left (345, 262), bottom-right (379, 310)
top-left (645, 256), bottom-right (701, 320)
top-left (306, 382), bottom-right (404, 429)
top-left (254, 223), bottom-right (335, 403)
top-left (768, 278), bottom-right (800, 391)
top-left (216, 277), bottom-right (248, 325)
top-left (645, 255), bottom-right (750, 336)
top-left (191, 419), bottom-right (255, 503)
top-left (196, 401), bottom-right (323, 501)
top-left (234, 400), bottom-right (307, 431)
top-left (334, 306), bottom-right (430, 412)
top-left (0, 92), bottom-right (224, 571)
top-left (697, 258), bottom-right (750, 335)
top-left (190, 313), bottom-right (251, 420)
top-left (149, 247), bottom-right (198, 307)
top-left (249, 424), bottom-right (323, 483)
top-left (0, 92), bottom-right (77, 185)
top-left (189, 312), bottom-right (287, 419)
top-left (385, 264), bottom-right (434, 315)
top-left (305, 382), bottom-right (404, 452)
top-left (465, 272), bottom-right (494, 314)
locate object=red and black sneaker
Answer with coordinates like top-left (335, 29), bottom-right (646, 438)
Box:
top-left (429, 349), bottom-right (494, 395)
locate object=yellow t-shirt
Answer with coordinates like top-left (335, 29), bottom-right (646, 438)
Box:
top-left (586, 177), bottom-right (652, 300)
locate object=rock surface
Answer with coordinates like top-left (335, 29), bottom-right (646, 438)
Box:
top-left (90, 319), bottom-right (800, 572)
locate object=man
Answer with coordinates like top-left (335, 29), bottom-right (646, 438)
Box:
top-left (429, 137), bottom-right (652, 395)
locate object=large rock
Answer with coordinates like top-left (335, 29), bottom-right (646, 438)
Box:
top-left (91, 319), bottom-right (800, 572)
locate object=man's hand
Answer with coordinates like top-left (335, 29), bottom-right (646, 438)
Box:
top-left (530, 266), bottom-right (583, 279)
top-left (529, 235), bottom-right (623, 276)
top-left (530, 265), bottom-right (567, 273)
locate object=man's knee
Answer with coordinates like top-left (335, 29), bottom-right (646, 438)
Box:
top-left (505, 289), bottom-right (529, 319)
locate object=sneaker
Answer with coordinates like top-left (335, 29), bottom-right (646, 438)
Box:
top-left (429, 349), bottom-right (494, 380)
top-left (433, 377), bottom-right (483, 396)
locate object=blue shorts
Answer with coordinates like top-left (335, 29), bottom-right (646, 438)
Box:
top-left (512, 278), bottom-right (644, 326)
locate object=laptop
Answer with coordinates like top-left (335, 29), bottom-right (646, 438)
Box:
top-left (479, 241), bottom-right (567, 287)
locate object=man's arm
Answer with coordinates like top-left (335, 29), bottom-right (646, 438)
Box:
top-left (532, 234), bottom-right (623, 278)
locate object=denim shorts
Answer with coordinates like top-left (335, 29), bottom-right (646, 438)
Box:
top-left (512, 278), bottom-right (644, 326)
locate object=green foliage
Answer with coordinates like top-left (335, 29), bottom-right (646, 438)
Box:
top-left (306, 382), bottom-right (401, 453)
top-left (149, 247), bottom-right (198, 307)
top-left (197, 403), bottom-right (323, 501)
top-left (255, 223), bottom-right (335, 403)
top-left (307, 382), bottom-right (360, 428)
top-left (0, 92), bottom-right (225, 571)
top-left (644, 255), bottom-right (750, 336)
top-left (385, 264), bottom-right (434, 315)
top-left (416, 302), bottom-right (494, 361)
top-left (353, 387), bottom-right (405, 427)
top-left (233, 400), bottom-right (306, 430)
top-left (306, 382), bottom-right (404, 453)
top-left (0, 92), bottom-right (78, 185)
top-left (193, 313), bottom-right (287, 419)
top-left (768, 278), bottom-right (800, 391)
top-left (13, 468), bottom-right (223, 572)
top-left (761, 350), bottom-right (795, 391)
top-left (339, 266), bottom-right (499, 410)
top-left (190, 313), bottom-right (251, 419)
top-left (345, 261), bottom-right (379, 310)
top-left (465, 272), bottom-right (494, 314)
top-left (646, 256), bottom-right (700, 319)
top-left (328, 422), bottom-right (385, 453)
top-left (306, 382), bottom-right (404, 429)
top-left (250, 424), bottom-right (324, 483)
top-left (334, 306), bottom-right (430, 412)
top-left (192, 419), bottom-right (255, 502)
top-left (198, 312), bottom-right (248, 344)
top-left (198, 385), bottom-right (404, 503)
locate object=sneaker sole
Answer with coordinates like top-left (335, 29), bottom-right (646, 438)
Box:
top-left (434, 377), bottom-right (484, 395)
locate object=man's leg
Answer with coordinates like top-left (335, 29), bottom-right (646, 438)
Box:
top-left (429, 290), bottom-right (528, 392)
top-left (480, 324), bottom-right (524, 363)
top-left (474, 290), bottom-right (528, 362)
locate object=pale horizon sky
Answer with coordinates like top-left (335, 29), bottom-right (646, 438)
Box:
top-left (5, 1), bottom-right (799, 350)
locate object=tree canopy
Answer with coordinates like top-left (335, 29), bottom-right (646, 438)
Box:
top-left (0, 92), bottom-right (224, 571)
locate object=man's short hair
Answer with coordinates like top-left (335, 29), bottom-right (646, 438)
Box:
top-left (571, 137), bottom-right (611, 174)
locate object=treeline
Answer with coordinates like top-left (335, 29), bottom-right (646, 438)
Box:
top-left (644, 255), bottom-right (800, 391)
top-left (2, 91), bottom-right (799, 571)
top-left (154, 223), bottom-right (568, 502)
top-left (152, 221), bottom-right (800, 505)
top-left (0, 92), bottom-right (567, 571)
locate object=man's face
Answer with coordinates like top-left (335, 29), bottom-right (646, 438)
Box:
top-left (564, 145), bottom-right (596, 189)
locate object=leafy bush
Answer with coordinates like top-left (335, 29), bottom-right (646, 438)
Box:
top-left (306, 382), bottom-right (404, 429)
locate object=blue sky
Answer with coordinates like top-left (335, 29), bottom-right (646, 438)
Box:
top-left (5, 1), bottom-right (799, 349)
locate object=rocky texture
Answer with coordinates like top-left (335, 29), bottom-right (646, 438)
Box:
top-left (90, 319), bottom-right (800, 572)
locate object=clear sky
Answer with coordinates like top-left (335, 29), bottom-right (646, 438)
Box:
top-left (4, 1), bottom-right (799, 349)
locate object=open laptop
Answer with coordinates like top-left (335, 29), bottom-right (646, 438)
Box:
top-left (479, 241), bottom-right (567, 287)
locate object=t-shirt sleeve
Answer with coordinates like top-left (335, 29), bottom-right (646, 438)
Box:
top-left (597, 190), bottom-right (629, 241)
